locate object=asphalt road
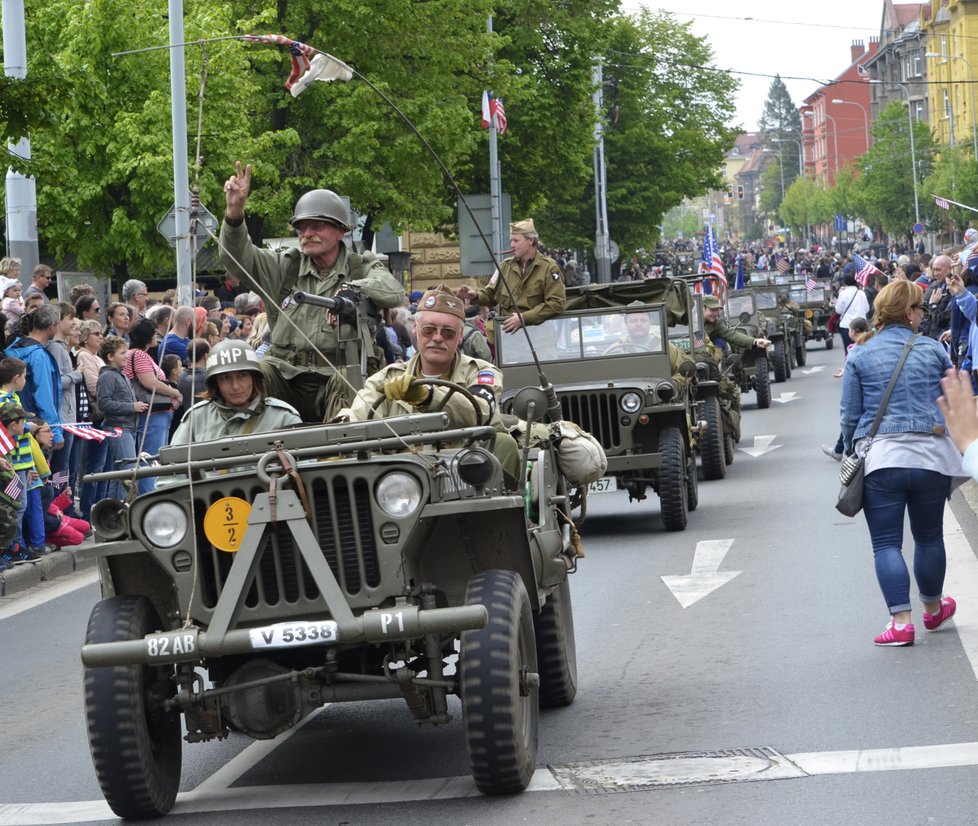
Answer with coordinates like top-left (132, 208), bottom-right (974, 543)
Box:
top-left (3, 342), bottom-right (978, 825)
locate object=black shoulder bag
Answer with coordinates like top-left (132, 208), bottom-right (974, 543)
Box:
top-left (836, 333), bottom-right (919, 517)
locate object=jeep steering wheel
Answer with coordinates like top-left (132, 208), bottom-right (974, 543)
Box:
top-left (602, 342), bottom-right (649, 355)
top-left (369, 378), bottom-right (486, 427)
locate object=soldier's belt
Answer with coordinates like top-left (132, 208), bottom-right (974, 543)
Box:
top-left (293, 350), bottom-right (332, 368)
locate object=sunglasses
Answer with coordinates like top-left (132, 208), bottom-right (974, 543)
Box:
top-left (418, 324), bottom-right (460, 341)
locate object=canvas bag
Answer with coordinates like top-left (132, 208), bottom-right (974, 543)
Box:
top-left (835, 334), bottom-right (918, 517)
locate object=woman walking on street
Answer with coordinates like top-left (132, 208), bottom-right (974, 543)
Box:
top-left (834, 265), bottom-right (870, 375)
top-left (841, 280), bottom-right (966, 646)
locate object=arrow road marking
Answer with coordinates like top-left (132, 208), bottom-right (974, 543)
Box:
top-left (662, 538), bottom-right (741, 608)
top-left (773, 392), bottom-right (798, 404)
top-left (737, 435), bottom-right (782, 457)
top-left (802, 365), bottom-right (825, 374)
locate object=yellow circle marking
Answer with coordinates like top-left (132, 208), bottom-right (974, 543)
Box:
top-left (204, 496), bottom-right (252, 552)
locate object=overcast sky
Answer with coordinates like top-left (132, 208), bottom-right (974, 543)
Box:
top-left (621, 2), bottom-right (889, 130)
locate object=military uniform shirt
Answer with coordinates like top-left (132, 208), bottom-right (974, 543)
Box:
top-left (475, 252), bottom-right (565, 326)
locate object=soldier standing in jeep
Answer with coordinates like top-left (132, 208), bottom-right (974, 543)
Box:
top-left (703, 294), bottom-right (771, 351)
top-left (220, 161), bottom-right (404, 422)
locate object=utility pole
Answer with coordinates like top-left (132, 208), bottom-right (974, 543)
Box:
top-left (592, 60), bottom-right (611, 283)
top-left (2, 0), bottom-right (39, 281)
top-left (486, 17), bottom-right (503, 260)
top-left (168, 0), bottom-right (193, 305)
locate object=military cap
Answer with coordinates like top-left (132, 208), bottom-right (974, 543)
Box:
top-left (0, 402), bottom-right (29, 423)
top-left (702, 295), bottom-right (722, 309)
top-left (509, 218), bottom-right (537, 237)
top-left (418, 285), bottom-right (465, 320)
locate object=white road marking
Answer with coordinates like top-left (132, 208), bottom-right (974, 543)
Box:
top-left (737, 435), bottom-right (782, 457)
top-left (802, 365), bottom-right (825, 374)
top-left (662, 539), bottom-right (740, 608)
top-left (939, 503), bottom-right (978, 680)
top-left (0, 570), bottom-right (98, 622)
top-left (773, 392), bottom-right (798, 403)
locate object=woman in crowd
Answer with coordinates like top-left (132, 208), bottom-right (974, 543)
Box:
top-left (122, 318), bottom-right (183, 495)
top-left (204, 321), bottom-right (221, 349)
top-left (841, 280), bottom-right (966, 647)
top-left (74, 295), bottom-right (101, 323)
top-left (835, 265), bottom-right (871, 357)
top-left (76, 320), bottom-right (106, 519)
top-left (104, 302), bottom-right (132, 341)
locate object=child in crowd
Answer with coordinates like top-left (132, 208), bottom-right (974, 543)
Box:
top-left (0, 402), bottom-right (44, 565)
top-left (31, 418), bottom-right (90, 547)
top-left (96, 336), bottom-right (148, 501)
top-left (0, 277), bottom-right (24, 334)
top-left (160, 353), bottom-right (184, 386)
top-left (823, 316), bottom-right (871, 460)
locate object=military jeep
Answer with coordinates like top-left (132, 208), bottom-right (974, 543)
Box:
top-left (80, 405), bottom-right (579, 818)
top-left (788, 283), bottom-right (834, 350)
top-left (497, 279), bottom-right (698, 532)
top-left (723, 291), bottom-right (772, 409)
top-left (729, 287), bottom-right (794, 383)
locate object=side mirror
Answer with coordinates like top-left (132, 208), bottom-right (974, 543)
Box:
top-left (724, 353), bottom-right (742, 369)
top-left (511, 386), bottom-right (551, 424)
top-left (678, 361), bottom-right (696, 378)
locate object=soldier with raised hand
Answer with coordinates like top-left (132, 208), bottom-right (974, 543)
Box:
top-left (457, 218), bottom-right (565, 334)
top-left (702, 294), bottom-right (771, 351)
top-left (220, 161), bottom-right (405, 422)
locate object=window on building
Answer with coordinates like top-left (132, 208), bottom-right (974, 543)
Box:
top-left (944, 89), bottom-right (950, 118)
top-left (914, 100), bottom-right (924, 121)
top-left (913, 51), bottom-right (922, 77)
top-left (941, 35), bottom-right (948, 61)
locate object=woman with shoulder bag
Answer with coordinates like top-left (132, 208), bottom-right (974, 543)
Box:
top-left (841, 280), bottom-right (968, 647)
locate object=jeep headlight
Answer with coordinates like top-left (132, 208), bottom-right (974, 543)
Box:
top-left (620, 392), bottom-right (642, 414)
top-left (376, 472), bottom-right (422, 517)
top-left (655, 380), bottom-right (676, 402)
top-left (142, 502), bottom-right (188, 549)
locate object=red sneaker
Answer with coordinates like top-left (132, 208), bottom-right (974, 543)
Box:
top-left (923, 597), bottom-right (957, 631)
top-left (874, 621), bottom-right (915, 647)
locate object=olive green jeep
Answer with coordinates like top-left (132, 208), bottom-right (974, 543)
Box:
top-left (497, 279), bottom-right (698, 531)
top-left (81, 402), bottom-right (580, 818)
top-left (787, 283), bottom-right (835, 350)
top-left (722, 290), bottom-right (773, 409)
top-left (728, 287), bottom-right (795, 383)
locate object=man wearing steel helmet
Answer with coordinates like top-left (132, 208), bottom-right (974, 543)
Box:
top-left (220, 162), bottom-right (404, 422)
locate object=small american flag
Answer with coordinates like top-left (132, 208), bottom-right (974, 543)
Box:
top-left (806, 274), bottom-right (818, 293)
top-left (935, 196), bottom-right (951, 210)
top-left (3, 473), bottom-right (22, 501)
top-left (776, 256), bottom-right (790, 274)
top-left (853, 252), bottom-right (881, 288)
top-left (0, 422), bottom-right (15, 456)
top-left (63, 423), bottom-right (122, 442)
top-left (51, 470), bottom-right (69, 488)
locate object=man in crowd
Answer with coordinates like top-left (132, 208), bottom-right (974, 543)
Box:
top-left (923, 254), bottom-right (955, 340)
top-left (122, 279), bottom-right (149, 319)
top-left (220, 161), bottom-right (404, 421)
top-left (6, 304), bottom-right (64, 450)
top-left (23, 265), bottom-right (52, 303)
top-left (161, 305), bottom-right (196, 365)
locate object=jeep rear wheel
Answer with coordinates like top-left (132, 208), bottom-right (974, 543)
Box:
top-left (754, 354), bottom-right (771, 409)
top-left (658, 426), bottom-right (688, 531)
top-left (461, 570), bottom-right (539, 794)
top-left (686, 453), bottom-right (699, 511)
top-left (84, 596), bottom-right (181, 820)
top-left (772, 340), bottom-right (788, 383)
top-left (700, 396), bottom-right (726, 480)
top-left (534, 577), bottom-right (577, 708)
top-left (795, 339), bottom-right (807, 366)
top-left (724, 431), bottom-right (735, 465)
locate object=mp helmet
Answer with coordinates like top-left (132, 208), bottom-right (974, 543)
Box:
top-left (290, 189), bottom-right (351, 230)
top-left (205, 340), bottom-right (263, 400)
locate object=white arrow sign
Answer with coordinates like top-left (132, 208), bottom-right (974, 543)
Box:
top-left (773, 392), bottom-right (798, 404)
top-left (803, 366), bottom-right (825, 375)
top-left (662, 539), bottom-right (741, 608)
top-left (737, 435), bottom-right (782, 457)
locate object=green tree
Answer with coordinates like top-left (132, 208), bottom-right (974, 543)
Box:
top-left (779, 176), bottom-right (829, 237)
top-left (921, 146), bottom-right (978, 237)
top-left (757, 76), bottom-right (802, 215)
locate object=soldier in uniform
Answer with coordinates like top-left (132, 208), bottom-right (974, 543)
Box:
top-left (620, 311), bottom-right (663, 351)
top-left (342, 286), bottom-right (520, 487)
top-left (456, 218), bottom-right (565, 334)
top-left (703, 294), bottom-right (770, 352)
top-left (220, 162), bottom-right (405, 422)
top-left (161, 341), bottom-right (302, 488)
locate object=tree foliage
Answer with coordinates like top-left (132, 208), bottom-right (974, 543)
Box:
top-left (779, 177), bottom-right (831, 235)
top-left (757, 75), bottom-right (802, 215)
top-left (921, 145), bottom-right (978, 236)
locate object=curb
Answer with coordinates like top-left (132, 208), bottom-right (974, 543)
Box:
top-left (0, 541), bottom-right (98, 597)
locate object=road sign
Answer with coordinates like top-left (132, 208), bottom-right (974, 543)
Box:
top-left (157, 199), bottom-right (218, 252)
top-left (834, 213), bottom-right (846, 232)
top-left (913, 222), bottom-right (924, 234)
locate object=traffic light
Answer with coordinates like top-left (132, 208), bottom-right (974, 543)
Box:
top-left (736, 185), bottom-right (745, 201)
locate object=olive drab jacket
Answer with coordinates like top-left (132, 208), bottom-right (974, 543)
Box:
top-left (704, 316), bottom-right (757, 351)
top-left (474, 252), bottom-right (565, 326)
top-left (220, 221), bottom-right (405, 379)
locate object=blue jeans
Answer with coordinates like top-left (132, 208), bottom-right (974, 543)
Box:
top-left (134, 411), bottom-right (172, 495)
top-left (102, 428), bottom-right (137, 502)
top-left (80, 437), bottom-right (109, 520)
top-left (863, 467), bottom-right (951, 614)
top-left (48, 430), bottom-right (74, 495)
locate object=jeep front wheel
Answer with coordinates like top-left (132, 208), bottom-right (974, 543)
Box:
top-left (461, 570), bottom-right (539, 794)
top-left (772, 339), bottom-right (788, 383)
top-left (795, 338), bottom-right (807, 366)
top-left (84, 596), bottom-right (182, 820)
top-left (700, 396), bottom-right (726, 480)
top-left (754, 354), bottom-right (771, 409)
top-left (534, 576), bottom-right (577, 708)
top-left (657, 426), bottom-right (688, 531)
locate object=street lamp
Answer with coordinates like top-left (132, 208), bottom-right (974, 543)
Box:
top-left (772, 136), bottom-right (804, 180)
top-left (925, 51), bottom-right (978, 162)
top-left (869, 80), bottom-right (920, 230)
top-left (831, 98), bottom-right (870, 150)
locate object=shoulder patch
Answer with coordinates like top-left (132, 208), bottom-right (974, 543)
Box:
top-left (552, 271), bottom-right (561, 280)
top-left (477, 369), bottom-right (495, 385)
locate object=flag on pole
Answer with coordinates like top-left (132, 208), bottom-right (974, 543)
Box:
top-left (852, 252), bottom-right (881, 288)
top-left (481, 91), bottom-right (508, 134)
top-left (63, 423), bottom-right (123, 442)
top-left (243, 35), bottom-right (353, 97)
top-left (3, 473), bottom-right (22, 502)
top-left (700, 226), bottom-right (727, 298)
top-left (775, 255), bottom-right (790, 274)
top-left (735, 254), bottom-right (745, 290)
top-left (0, 422), bottom-right (14, 456)
top-left (935, 196), bottom-right (951, 210)
top-left (481, 90), bottom-right (492, 128)
top-left (806, 273), bottom-right (818, 293)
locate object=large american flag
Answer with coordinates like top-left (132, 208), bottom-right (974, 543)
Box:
top-left (701, 225), bottom-right (727, 298)
top-left (481, 91), bottom-right (508, 134)
top-left (853, 252), bottom-right (881, 288)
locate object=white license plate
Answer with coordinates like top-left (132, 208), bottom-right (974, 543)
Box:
top-left (249, 620), bottom-right (339, 650)
top-left (587, 476), bottom-right (616, 495)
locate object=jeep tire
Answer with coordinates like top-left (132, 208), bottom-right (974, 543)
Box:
top-left (795, 337), bottom-right (807, 366)
top-left (84, 595), bottom-right (182, 820)
top-left (533, 577), bottom-right (577, 708)
top-left (754, 354), bottom-right (771, 409)
top-left (461, 570), bottom-right (539, 794)
top-left (700, 396), bottom-right (726, 480)
top-left (686, 453), bottom-right (699, 511)
top-left (772, 339), bottom-right (788, 383)
top-left (658, 426), bottom-right (688, 531)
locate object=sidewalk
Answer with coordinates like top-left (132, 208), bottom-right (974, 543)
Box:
top-left (0, 540), bottom-right (99, 597)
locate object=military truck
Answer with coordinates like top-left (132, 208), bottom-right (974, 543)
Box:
top-left (730, 286), bottom-right (795, 382)
top-left (497, 279), bottom-right (698, 531)
top-left (80, 395), bottom-right (580, 818)
top-left (788, 283), bottom-right (834, 350)
top-left (670, 291), bottom-right (736, 479)
top-left (723, 291), bottom-right (773, 409)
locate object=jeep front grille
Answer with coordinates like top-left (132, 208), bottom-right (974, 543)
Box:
top-left (193, 476), bottom-right (381, 611)
top-left (560, 392), bottom-right (622, 450)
